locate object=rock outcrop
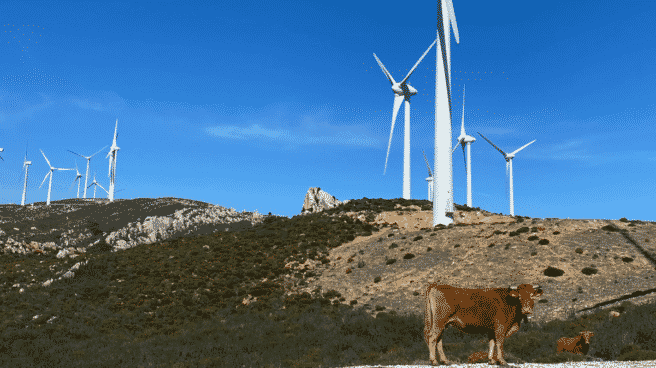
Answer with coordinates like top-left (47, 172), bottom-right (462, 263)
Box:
top-left (104, 206), bottom-right (269, 252)
top-left (300, 187), bottom-right (350, 215)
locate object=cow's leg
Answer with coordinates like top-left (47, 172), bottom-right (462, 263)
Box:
top-left (436, 337), bottom-right (451, 365)
top-left (425, 322), bottom-right (450, 365)
top-left (487, 339), bottom-right (497, 364)
top-left (493, 329), bottom-right (509, 366)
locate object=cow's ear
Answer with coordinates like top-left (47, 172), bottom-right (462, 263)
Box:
top-left (509, 290), bottom-right (520, 298)
top-left (532, 290), bottom-right (544, 298)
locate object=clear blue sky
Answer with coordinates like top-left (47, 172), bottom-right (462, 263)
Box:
top-left (1, 1), bottom-right (655, 221)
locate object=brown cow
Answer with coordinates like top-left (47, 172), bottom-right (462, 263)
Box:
top-left (557, 331), bottom-right (594, 355)
top-left (424, 283), bottom-right (543, 366)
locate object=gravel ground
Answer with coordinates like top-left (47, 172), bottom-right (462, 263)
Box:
top-left (342, 361), bottom-right (656, 367)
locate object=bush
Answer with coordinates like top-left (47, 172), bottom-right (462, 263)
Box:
top-left (544, 267), bottom-right (565, 277)
top-left (581, 267), bottom-right (598, 275)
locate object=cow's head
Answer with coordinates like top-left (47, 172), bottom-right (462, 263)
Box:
top-left (509, 284), bottom-right (543, 315)
top-left (580, 331), bottom-right (594, 344)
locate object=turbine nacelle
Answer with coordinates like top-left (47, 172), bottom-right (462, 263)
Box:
top-left (392, 83), bottom-right (417, 96)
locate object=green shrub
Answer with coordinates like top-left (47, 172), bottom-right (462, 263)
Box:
top-left (581, 267), bottom-right (598, 275)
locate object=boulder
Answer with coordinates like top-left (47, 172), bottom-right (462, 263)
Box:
top-left (301, 187), bottom-right (349, 215)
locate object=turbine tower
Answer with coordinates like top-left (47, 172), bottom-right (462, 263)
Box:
top-left (39, 149), bottom-right (73, 206)
top-left (87, 172), bottom-right (108, 199)
top-left (423, 149), bottom-right (433, 201)
top-left (70, 161), bottom-right (84, 199)
top-left (451, 85), bottom-right (476, 207)
top-left (434, 0), bottom-right (459, 226)
top-left (67, 145), bottom-right (108, 200)
top-left (22, 144), bottom-right (31, 206)
top-left (477, 132), bottom-right (535, 216)
top-left (106, 119), bottom-right (120, 202)
top-left (375, 39), bottom-right (437, 200)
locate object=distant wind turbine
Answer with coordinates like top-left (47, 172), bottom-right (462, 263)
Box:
top-left (375, 39), bottom-right (437, 200)
top-left (67, 145), bottom-right (108, 200)
top-left (434, 0), bottom-right (459, 226)
top-left (22, 144), bottom-right (31, 206)
top-left (477, 132), bottom-right (535, 216)
top-left (106, 119), bottom-right (120, 202)
top-left (40, 149), bottom-right (74, 206)
top-left (87, 172), bottom-right (108, 199)
top-left (69, 161), bottom-right (84, 199)
top-left (0, 147), bottom-right (4, 161)
top-left (451, 85), bottom-right (476, 208)
top-left (423, 149), bottom-right (433, 201)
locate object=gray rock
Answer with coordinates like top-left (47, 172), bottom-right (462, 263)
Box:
top-left (301, 187), bottom-right (350, 215)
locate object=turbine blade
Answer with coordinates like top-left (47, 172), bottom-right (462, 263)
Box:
top-left (452, 140), bottom-right (461, 154)
top-left (40, 149), bottom-right (52, 168)
top-left (384, 95), bottom-right (404, 175)
top-left (511, 139), bottom-right (536, 156)
top-left (373, 53), bottom-right (396, 85)
top-left (90, 145), bottom-right (109, 158)
top-left (70, 177), bottom-right (80, 190)
top-left (461, 143), bottom-right (467, 169)
top-left (446, 0), bottom-right (459, 44)
top-left (40, 171), bottom-right (51, 188)
top-left (67, 150), bottom-right (86, 159)
top-left (460, 85), bottom-right (466, 136)
top-left (400, 39), bottom-right (436, 85)
top-left (422, 150), bottom-right (433, 177)
top-left (477, 132), bottom-right (507, 157)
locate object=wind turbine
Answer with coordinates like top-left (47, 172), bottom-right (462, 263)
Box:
top-left (451, 85), bottom-right (476, 208)
top-left (106, 119), bottom-right (120, 202)
top-left (86, 172), bottom-right (108, 199)
top-left (69, 161), bottom-right (84, 199)
top-left (433, 0), bottom-right (460, 226)
top-left (477, 132), bottom-right (535, 216)
top-left (39, 149), bottom-right (74, 206)
top-left (375, 39), bottom-right (437, 200)
top-left (21, 144), bottom-right (31, 206)
top-left (0, 147), bottom-right (4, 161)
top-left (423, 149), bottom-right (433, 201)
top-left (67, 145), bottom-right (108, 200)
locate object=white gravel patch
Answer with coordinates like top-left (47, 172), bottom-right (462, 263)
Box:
top-left (342, 361), bottom-right (656, 368)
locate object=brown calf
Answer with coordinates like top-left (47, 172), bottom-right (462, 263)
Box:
top-left (557, 330), bottom-right (595, 355)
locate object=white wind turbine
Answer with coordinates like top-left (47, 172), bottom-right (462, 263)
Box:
top-left (477, 132), bottom-right (535, 216)
top-left (422, 149), bottom-right (433, 201)
top-left (21, 144), bottom-right (31, 206)
top-left (106, 119), bottom-right (120, 202)
top-left (67, 145), bottom-right (108, 200)
top-left (69, 161), bottom-right (84, 199)
top-left (433, 0), bottom-right (459, 226)
top-left (39, 149), bottom-right (74, 206)
top-left (375, 39), bottom-right (437, 200)
top-left (451, 85), bottom-right (476, 208)
top-left (0, 147), bottom-right (4, 161)
top-left (86, 172), bottom-right (108, 199)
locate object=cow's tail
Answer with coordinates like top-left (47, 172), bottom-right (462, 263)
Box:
top-left (424, 284), bottom-right (437, 334)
